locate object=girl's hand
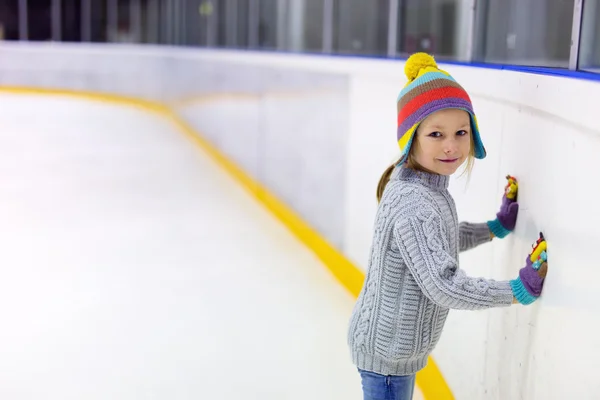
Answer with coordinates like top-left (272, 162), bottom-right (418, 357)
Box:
top-left (505, 175), bottom-right (518, 200)
top-left (510, 233), bottom-right (548, 305)
top-left (487, 175), bottom-right (519, 238)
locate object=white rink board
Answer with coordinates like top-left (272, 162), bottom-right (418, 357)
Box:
top-left (0, 42), bottom-right (596, 399)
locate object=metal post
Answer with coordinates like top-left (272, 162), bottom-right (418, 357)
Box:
top-left (337, 1), bottom-right (349, 53)
top-left (18, 0), bottom-right (28, 41)
top-left (569, 0), bottom-right (584, 70)
top-left (579, 0), bottom-right (597, 68)
top-left (52, 0), bottom-right (61, 41)
top-left (148, 0), bottom-right (158, 43)
top-left (276, 0), bottom-right (287, 50)
top-left (173, 0), bottom-right (180, 45)
top-left (164, 0), bottom-right (171, 44)
top-left (224, 0), bottom-right (232, 46)
top-left (172, 0), bottom-right (177, 45)
top-left (463, 0), bottom-right (477, 62)
top-left (107, 0), bottom-right (118, 42)
top-left (169, 0), bottom-right (176, 44)
top-left (322, 0), bottom-right (333, 52)
top-left (131, 0), bottom-right (142, 43)
top-left (180, 0), bottom-right (187, 45)
top-left (248, 0), bottom-right (259, 48)
top-left (81, 0), bottom-right (91, 41)
top-left (387, 0), bottom-right (399, 57)
top-left (226, 0), bottom-right (236, 47)
top-left (470, 0), bottom-right (488, 62)
top-left (210, 0), bottom-right (219, 46)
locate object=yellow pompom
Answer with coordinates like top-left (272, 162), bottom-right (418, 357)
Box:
top-left (404, 53), bottom-right (438, 81)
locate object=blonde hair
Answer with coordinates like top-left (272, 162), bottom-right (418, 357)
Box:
top-left (376, 130), bottom-right (476, 203)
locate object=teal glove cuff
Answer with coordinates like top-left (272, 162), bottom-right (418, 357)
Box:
top-left (510, 277), bottom-right (537, 305)
top-left (487, 218), bottom-right (511, 239)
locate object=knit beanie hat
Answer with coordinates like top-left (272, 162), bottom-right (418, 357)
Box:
top-left (396, 53), bottom-right (486, 164)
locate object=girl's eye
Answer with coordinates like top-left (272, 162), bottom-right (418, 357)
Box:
top-left (428, 131), bottom-right (442, 138)
top-left (457, 130), bottom-right (468, 136)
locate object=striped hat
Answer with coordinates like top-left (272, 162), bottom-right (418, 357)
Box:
top-left (396, 53), bottom-right (486, 164)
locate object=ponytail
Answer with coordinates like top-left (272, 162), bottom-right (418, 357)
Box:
top-left (376, 143), bottom-right (426, 202)
top-left (376, 161), bottom-right (399, 203)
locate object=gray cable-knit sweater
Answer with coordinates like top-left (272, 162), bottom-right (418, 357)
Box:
top-left (347, 165), bottom-right (514, 376)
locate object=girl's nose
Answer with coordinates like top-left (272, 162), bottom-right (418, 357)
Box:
top-left (444, 140), bottom-right (458, 154)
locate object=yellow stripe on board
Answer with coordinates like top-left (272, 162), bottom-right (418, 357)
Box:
top-left (0, 86), bottom-right (454, 400)
top-left (417, 357), bottom-right (454, 400)
top-left (165, 109), bottom-right (366, 298)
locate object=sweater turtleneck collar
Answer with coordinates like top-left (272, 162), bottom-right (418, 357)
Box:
top-left (391, 164), bottom-right (449, 190)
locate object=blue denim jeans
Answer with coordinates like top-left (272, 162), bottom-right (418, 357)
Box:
top-left (358, 368), bottom-right (416, 400)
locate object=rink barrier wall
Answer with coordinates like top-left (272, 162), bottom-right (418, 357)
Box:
top-left (6, 42), bottom-right (600, 400)
top-left (0, 42), bottom-right (351, 255)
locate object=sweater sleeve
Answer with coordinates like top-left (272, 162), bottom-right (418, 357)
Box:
top-left (459, 221), bottom-right (492, 252)
top-left (394, 204), bottom-right (514, 310)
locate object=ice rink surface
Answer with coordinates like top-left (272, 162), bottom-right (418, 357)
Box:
top-left (0, 93), bottom-right (427, 399)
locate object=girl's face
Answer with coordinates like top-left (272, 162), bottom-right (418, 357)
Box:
top-left (412, 108), bottom-right (472, 176)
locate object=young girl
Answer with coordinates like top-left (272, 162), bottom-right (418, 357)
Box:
top-left (347, 53), bottom-right (548, 400)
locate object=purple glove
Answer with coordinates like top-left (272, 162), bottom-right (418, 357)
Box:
top-left (487, 177), bottom-right (519, 238)
top-left (496, 195), bottom-right (519, 231)
top-left (511, 234), bottom-right (548, 305)
top-left (519, 256), bottom-right (545, 296)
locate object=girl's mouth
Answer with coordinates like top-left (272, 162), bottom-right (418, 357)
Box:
top-left (438, 158), bottom-right (459, 163)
